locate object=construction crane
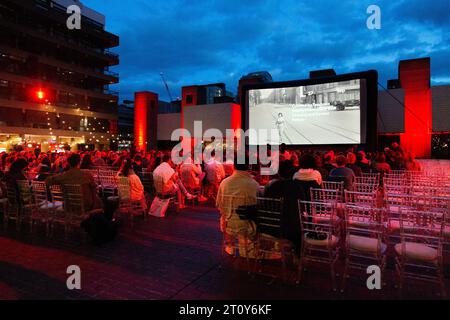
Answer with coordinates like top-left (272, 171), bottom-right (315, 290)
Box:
top-left (160, 72), bottom-right (174, 103)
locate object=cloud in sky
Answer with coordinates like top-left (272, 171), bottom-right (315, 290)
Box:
top-left (84, 0), bottom-right (450, 102)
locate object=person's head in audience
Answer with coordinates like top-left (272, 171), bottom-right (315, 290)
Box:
top-left (278, 160), bottom-right (294, 179)
top-left (314, 155), bottom-right (323, 169)
top-left (356, 151), bottom-right (367, 162)
top-left (234, 152), bottom-right (250, 172)
top-left (376, 152), bottom-right (387, 163)
top-left (134, 154), bottom-right (142, 165)
top-left (323, 153), bottom-right (333, 164)
top-left (119, 158), bottom-right (133, 177)
top-left (41, 156), bottom-right (51, 168)
top-left (299, 154), bottom-right (315, 170)
top-left (80, 154), bottom-right (92, 167)
top-left (346, 152), bottom-right (356, 165)
top-left (335, 155), bottom-right (347, 168)
top-left (161, 153), bottom-right (174, 167)
top-left (67, 153), bottom-right (81, 169)
top-left (9, 158), bottom-right (28, 175)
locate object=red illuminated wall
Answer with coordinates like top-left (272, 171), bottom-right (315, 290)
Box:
top-left (398, 58), bottom-right (432, 158)
top-left (134, 91), bottom-right (158, 151)
top-left (182, 86), bottom-right (198, 107)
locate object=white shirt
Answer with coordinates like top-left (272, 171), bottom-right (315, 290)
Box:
top-left (153, 162), bottom-right (175, 194)
top-left (180, 158), bottom-right (202, 189)
top-left (205, 157), bottom-right (225, 184)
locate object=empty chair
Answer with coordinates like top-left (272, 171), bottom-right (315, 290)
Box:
top-left (310, 188), bottom-right (341, 204)
top-left (62, 184), bottom-right (103, 239)
top-left (114, 176), bottom-right (146, 229)
top-left (15, 180), bottom-right (34, 231)
top-left (30, 181), bottom-right (52, 235)
top-left (48, 184), bottom-right (67, 237)
top-left (321, 181), bottom-right (344, 201)
top-left (357, 172), bottom-right (380, 185)
top-left (341, 205), bottom-right (387, 291)
top-left (298, 200), bottom-right (340, 290)
top-left (344, 190), bottom-right (377, 208)
top-left (394, 209), bottom-right (446, 297)
top-left (4, 182), bottom-right (20, 231)
top-left (254, 197), bottom-right (294, 281)
top-left (98, 174), bottom-right (117, 197)
top-left (354, 182), bottom-right (378, 193)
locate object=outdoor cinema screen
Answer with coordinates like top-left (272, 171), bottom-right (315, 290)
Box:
top-left (247, 78), bottom-right (367, 145)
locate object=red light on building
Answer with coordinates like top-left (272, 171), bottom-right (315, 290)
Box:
top-left (36, 89), bottom-right (45, 100)
top-left (134, 92), bottom-right (159, 151)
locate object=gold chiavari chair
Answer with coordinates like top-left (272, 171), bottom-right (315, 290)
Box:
top-left (30, 181), bottom-right (52, 235)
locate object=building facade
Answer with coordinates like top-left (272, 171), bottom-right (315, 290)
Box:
top-left (0, 0), bottom-right (119, 152)
top-left (378, 58), bottom-right (450, 158)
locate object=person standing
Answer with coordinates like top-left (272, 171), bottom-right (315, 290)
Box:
top-left (276, 113), bottom-right (286, 143)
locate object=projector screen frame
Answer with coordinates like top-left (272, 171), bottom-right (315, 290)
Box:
top-left (241, 70), bottom-right (378, 151)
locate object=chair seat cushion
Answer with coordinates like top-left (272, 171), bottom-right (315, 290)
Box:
top-left (394, 242), bottom-right (438, 262)
top-left (39, 201), bottom-right (63, 210)
top-left (305, 233), bottom-right (339, 247)
top-left (348, 217), bottom-right (371, 228)
top-left (312, 215), bottom-right (341, 224)
top-left (348, 235), bottom-right (386, 254)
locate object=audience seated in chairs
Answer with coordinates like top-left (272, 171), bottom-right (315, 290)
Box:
top-left (152, 154), bottom-right (195, 209)
top-left (180, 156), bottom-right (207, 202)
top-left (46, 153), bottom-right (103, 214)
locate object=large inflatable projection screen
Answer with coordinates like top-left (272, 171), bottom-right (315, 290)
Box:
top-left (248, 79), bottom-right (366, 145)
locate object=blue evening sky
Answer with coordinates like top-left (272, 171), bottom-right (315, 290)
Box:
top-left (84, 0), bottom-right (450, 102)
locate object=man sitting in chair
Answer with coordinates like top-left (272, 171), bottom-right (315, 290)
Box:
top-left (153, 154), bottom-right (195, 209)
top-left (329, 155), bottom-right (356, 191)
top-left (216, 154), bottom-right (258, 258)
top-left (46, 153), bottom-right (103, 213)
top-left (180, 156), bottom-right (208, 202)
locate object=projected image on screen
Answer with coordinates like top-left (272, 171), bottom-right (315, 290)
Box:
top-left (248, 79), bottom-right (362, 145)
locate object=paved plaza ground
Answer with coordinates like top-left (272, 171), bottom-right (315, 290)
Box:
top-left (0, 205), bottom-right (448, 300)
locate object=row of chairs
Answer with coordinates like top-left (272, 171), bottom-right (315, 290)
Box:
top-left (299, 201), bottom-right (447, 296)
top-left (221, 195), bottom-right (448, 296)
top-left (1, 176), bottom-right (146, 238)
top-left (2, 180), bottom-right (100, 238)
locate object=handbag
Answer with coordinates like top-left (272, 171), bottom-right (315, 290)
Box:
top-left (149, 196), bottom-right (171, 218)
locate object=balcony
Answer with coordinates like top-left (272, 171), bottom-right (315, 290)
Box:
top-left (0, 17), bottom-right (119, 66)
top-left (32, 0), bottom-right (119, 47)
